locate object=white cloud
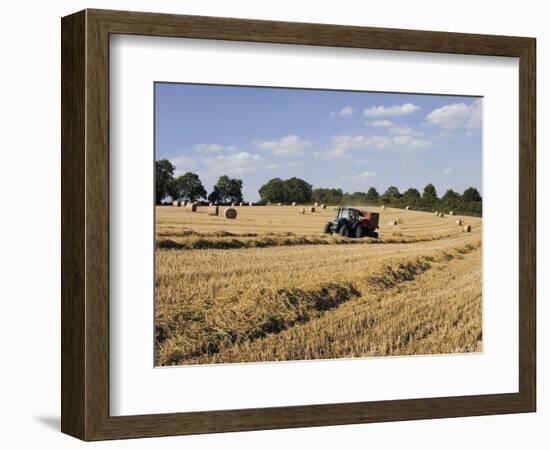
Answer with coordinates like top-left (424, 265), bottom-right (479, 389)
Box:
top-left (409, 139), bottom-right (431, 149)
top-left (359, 171), bottom-right (376, 178)
top-left (331, 105), bottom-right (354, 117)
top-left (425, 99), bottom-right (482, 129)
top-left (364, 103), bottom-right (421, 117)
top-left (192, 143), bottom-right (243, 153)
top-left (319, 134), bottom-right (431, 159)
top-left (210, 151), bottom-right (259, 165)
top-left (466, 100), bottom-right (482, 128)
top-left (392, 135), bottom-right (412, 146)
top-left (442, 168), bottom-right (452, 175)
top-left (256, 135), bottom-right (311, 156)
top-left (201, 151), bottom-right (267, 179)
top-left (388, 126), bottom-right (423, 136)
top-left (368, 120), bottom-right (396, 127)
top-left (171, 155), bottom-right (198, 175)
top-left (171, 150), bottom-right (268, 179)
top-left (193, 143), bottom-right (225, 152)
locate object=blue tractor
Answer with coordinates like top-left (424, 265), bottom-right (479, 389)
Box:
top-left (323, 206), bottom-right (380, 238)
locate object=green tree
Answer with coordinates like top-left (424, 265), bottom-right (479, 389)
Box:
top-left (402, 187), bottom-right (421, 208)
top-left (365, 187), bottom-right (380, 203)
top-left (381, 186), bottom-right (401, 204)
top-left (211, 175), bottom-right (244, 204)
top-left (170, 172), bottom-right (207, 202)
top-left (207, 186), bottom-right (221, 204)
top-left (440, 189), bottom-right (461, 211)
top-left (403, 188), bottom-right (421, 199)
top-left (312, 187), bottom-right (344, 205)
top-left (462, 187), bottom-right (482, 202)
top-left (343, 191), bottom-right (368, 205)
top-left (421, 183), bottom-right (438, 207)
top-left (259, 177), bottom-right (313, 204)
top-left (441, 189), bottom-right (460, 202)
top-left (285, 177), bottom-right (313, 204)
top-left (155, 159), bottom-right (175, 204)
top-left (259, 178), bottom-right (288, 203)
top-left (227, 178), bottom-right (244, 203)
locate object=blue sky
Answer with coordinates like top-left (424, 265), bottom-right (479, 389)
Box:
top-left (155, 83), bottom-right (482, 202)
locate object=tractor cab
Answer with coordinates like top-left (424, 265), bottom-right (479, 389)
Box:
top-left (323, 206), bottom-right (379, 238)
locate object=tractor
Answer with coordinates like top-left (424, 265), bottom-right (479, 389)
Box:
top-left (323, 206), bottom-right (380, 238)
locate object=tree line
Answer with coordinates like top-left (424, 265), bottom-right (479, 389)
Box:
top-left (156, 159), bottom-right (243, 205)
top-left (156, 159), bottom-right (482, 216)
top-left (310, 184), bottom-right (482, 216)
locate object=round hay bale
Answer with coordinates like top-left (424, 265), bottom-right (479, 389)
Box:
top-left (406, 205), bottom-right (411, 210)
top-left (449, 211), bottom-right (454, 215)
top-left (321, 204), bottom-right (327, 209)
top-left (314, 202), bottom-right (319, 207)
top-left (239, 202), bottom-right (244, 206)
top-left (381, 205), bottom-right (386, 210)
top-left (230, 202), bottom-right (235, 207)
top-left (388, 220), bottom-right (398, 226)
top-left (309, 206), bottom-right (316, 213)
top-left (463, 224), bottom-right (472, 233)
top-left (291, 201), bottom-right (297, 206)
top-left (439, 212), bottom-right (445, 218)
top-left (224, 208), bottom-right (237, 219)
top-left (172, 200), bottom-right (180, 207)
top-left (300, 207), bottom-right (305, 214)
top-left (248, 202), bottom-right (253, 206)
top-left (183, 200), bottom-right (188, 207)
top-left (208, 205), bottom-right (219, 216)
top-left (187, 203), bottom-right (197, 212)
top-left (455, 219), bottom-right (463, 226)
top-left (277, 202), bottom-right (282, 206)
top-left (434, 211), bottom-right (439, 215)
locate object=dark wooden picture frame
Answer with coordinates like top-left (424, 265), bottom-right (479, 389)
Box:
top-left (61, 9), bottom-right (536, 441)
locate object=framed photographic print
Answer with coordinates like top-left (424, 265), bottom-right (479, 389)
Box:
top-left (61, 9), bottom-right (536, 440)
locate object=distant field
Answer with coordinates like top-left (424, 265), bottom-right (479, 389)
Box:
top-left (155, 205), bottom-right (482, 366)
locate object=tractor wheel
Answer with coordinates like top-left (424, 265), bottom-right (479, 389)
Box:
top-left (323, 222), bottom-right (332, 234)
top-left (355, 225), bottom-right (364, 238)
top-left (340, 226), bottom-right (350, 238)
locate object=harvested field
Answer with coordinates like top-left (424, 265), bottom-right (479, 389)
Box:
top-left (155, 205), bottom-right (482, 366)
